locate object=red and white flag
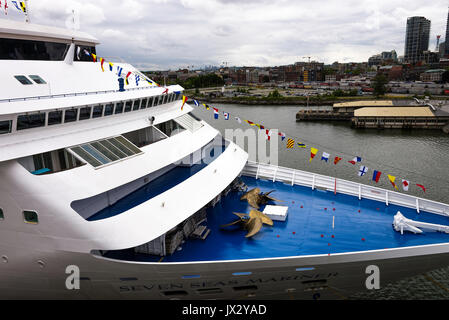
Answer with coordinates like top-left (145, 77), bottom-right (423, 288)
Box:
top-left (4, 0), bottom-right (8, 15)
top-left (402, 179), bottom-right (409, 192)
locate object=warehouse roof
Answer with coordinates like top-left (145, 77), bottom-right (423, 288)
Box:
top-left (333, 100), bottom-right (394, 108)
top-left (354, 107), bottom-right (435, 117)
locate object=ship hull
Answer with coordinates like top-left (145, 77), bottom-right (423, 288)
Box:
top-left (1, 242), bottom-right (449, 299)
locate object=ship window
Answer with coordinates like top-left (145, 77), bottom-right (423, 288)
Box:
top-left (124, 100), bottom-right (133, 112)
top-left (104, 103), bottom-right (114, 116)
top-left (23, 211), bottom-right (38, 224)
top-left (69, 136), bottom-right (142, 168)
top-left (0, 208), bottom-right (3, 220)
top-left (133, 100), bottom-right (140, 111)
top-left (92, 105), bottom-right (103, 118)
top-left (0, 120), bottom-right (12, 134)
top-left (48, 111), bottom-right (63, 126)
top-left (29, 75), bottom-right (46, 84)
top-left (64, 109), bottom-right (78, 123)
top-left (148, 97), bottom-right (154, 108)
top-left (140, 98), bottom-right (148, 109)
top-left (0, 38), bottom-right (69, 60)
top-left (115, 102), bottom-right (124, 114)
top-left (158, 95), bottom-right (163, 105)
top-left (79, 107), bottom-right (92, 120)
top-left (70, 146), bottom-right (102, 167)
top-left (14, 75), bottom-right (33, 85)
top-left (17, 113), bottom-right (45, 130)
top-left (74, 45), bottom-right (97, 62)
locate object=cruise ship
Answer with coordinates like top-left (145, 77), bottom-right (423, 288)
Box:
top-left (2, 18), bottom-right (449, 300)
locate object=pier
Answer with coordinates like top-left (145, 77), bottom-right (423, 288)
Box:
top-left (296, 100), bottom-right (449, 131)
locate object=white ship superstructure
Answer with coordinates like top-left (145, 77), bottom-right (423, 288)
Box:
top-left (2, 19), bottom-right (449, 300)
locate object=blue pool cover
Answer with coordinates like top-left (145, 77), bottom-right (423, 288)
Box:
top-left (105, 176), bottom-right (449, 262)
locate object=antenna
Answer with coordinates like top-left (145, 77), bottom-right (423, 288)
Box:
top-left (24, 0), bottom-right (30, 23)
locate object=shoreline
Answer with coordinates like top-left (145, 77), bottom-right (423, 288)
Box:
top-left (187, 95), bottom-right (426, 106)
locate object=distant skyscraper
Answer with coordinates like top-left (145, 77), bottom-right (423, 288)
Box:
top-left (404, 16), bottom-right (431, 63)
top-left (444, 8), bottom-right (449, 57)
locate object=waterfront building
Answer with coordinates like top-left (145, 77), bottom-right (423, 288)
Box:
top-left (420, 69), bottom-right (446, 82)
top-left (404, 16), bottom-right (431, 63)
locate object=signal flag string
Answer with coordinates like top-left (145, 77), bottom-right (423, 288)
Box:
top-left (186, 97), bottom-right (437, 194)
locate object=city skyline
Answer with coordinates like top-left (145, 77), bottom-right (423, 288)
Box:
top-left (3, 0), bottom-right (449, 69)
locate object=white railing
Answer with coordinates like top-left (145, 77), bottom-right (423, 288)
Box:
top-left (242, 161), bottom-right (449, 217)
top-left (0, 86), bottom-right (157, 104)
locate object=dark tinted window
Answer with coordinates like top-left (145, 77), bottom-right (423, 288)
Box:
top-left (115, 102), bottom-right (124, 114)
top-left (104, 103), bottom-right (114, 116)
top-left (0, 38), bottom-right (69, 60)
top-left (79, 107), bottom-right (92, 120)
top-left (17, 113), bottom-right (46, 130)
top-left (0, 120), bottom-right (12, 134)
top-left (140, 98), bottom-right (148, 109)
top-left (124, 101), bottom-right (133, 112)
top-left (48, 111), bottom-right (63, 125)
top-left (74, 45), bottom-right (97, 62)
top-left (64, 109), bottom-right (78, 123)
top-left (93, 105), bottom-right (103, 118)
top-left (14, 75), bottom-right (32, 85)
top-left (148, 97), bottom-right (154, 108)
top-left (29, 75), bottom-right (46, 84)
top-left (133, 100), bottom-right (140, 111)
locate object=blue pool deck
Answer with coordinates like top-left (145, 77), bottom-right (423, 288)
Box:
top-left (105, 176), bottom-right (449, 263)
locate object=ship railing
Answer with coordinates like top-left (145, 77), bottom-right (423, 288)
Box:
top-left (242, 161), bottom-right (449, 218)
top-left (0, 86), bottom-right (156, 104)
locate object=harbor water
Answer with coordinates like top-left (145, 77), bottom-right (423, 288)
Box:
top-left (192, 103), bottom-right (449, 299)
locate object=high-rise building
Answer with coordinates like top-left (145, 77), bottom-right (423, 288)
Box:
top-left (445, 8), bottom-right (449, 57)
top-left (404, 16), bottom-right (431, 63)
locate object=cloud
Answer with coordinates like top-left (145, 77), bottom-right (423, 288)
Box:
top-left (5, 0), bottom-right (449, 69)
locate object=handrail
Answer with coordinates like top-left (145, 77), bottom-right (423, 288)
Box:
top-left (242, 161), bottom-right (449, 217)
top-left (0, 85), bottom-right (162, 104)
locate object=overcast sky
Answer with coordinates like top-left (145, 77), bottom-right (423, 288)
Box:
top-left (4, 0), bottom-right (449, 70)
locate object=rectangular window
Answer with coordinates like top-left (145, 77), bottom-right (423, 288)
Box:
top-left (64, 109), bottom-right (78, 123)
top-left (48, 111), bottom-right (63, 126)
top-left (148, 97), bottom-right (154, 108)
top-left (17, 113), bottom-right (46, 130)
top-left (0, 208), bottom-right (3, 220)
top-left (79, 106), bottom-right (92, 121)
top-left (124, 100), bottom-right (133, 112)
top-left (14, 75), bottom-right (32, 85)
top-left (92, 105), bottom-right (103, 118)
top-left (133, 100), bottom-right (140, 111)
top-left (115, 102), bottom-right (124, 114)
top-left (0, 120), bottom-right (12, 134)
top-left (140, 98), bottom-right (148, 109)
top-left (104, 103), bottom-right (114, 116)
top-left (161, 95), bottom-right (166, 105)
top-left (69, 136), bottom-right (142, 168)
top-left (0, 38), bottom-right (69, 61)
top-left (29, 75), bottom-right (46, 84)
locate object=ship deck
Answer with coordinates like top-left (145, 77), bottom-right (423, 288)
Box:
top-left (104, 175), bottom-right (449, 263)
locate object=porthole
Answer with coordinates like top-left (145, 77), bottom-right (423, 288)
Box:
top-left (23, 210), bottom-right (38, 224)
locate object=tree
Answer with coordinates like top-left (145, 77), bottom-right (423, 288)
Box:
top-left (267, 89), bottom-right (282, 99)
top-left (372, 74), bottom-right (388, 97)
